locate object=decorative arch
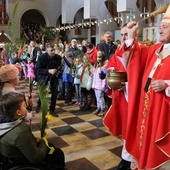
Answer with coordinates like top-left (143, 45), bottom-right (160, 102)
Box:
top-left (20, 9), bottom-right (46, 43)
top-left (21, 9), bottom-right (46, 26)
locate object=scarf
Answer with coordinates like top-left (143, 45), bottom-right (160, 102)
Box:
top-left (80, 64), bottom-right (87, 83)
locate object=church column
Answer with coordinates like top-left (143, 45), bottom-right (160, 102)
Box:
top-left (62, 0), bottom-right (74, 23)
top-left (84, 0), bottom-right (99, 19)
top-left (84, 0), bottom-right (100, 44)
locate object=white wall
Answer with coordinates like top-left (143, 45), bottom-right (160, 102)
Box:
top-left (3, 0), bottom-right (165, 44)
top-left (7, 0), bottom-right (61, 39)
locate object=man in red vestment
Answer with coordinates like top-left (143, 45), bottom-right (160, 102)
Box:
top-left (103, 24), bottom-right (148, 170)
top-left (124, 4), bottom-right (170, 170)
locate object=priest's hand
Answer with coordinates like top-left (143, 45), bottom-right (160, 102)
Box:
top-left (127, 21), bottom-right (138, 39)
top-left (151, 80), bottom-right (165, 92)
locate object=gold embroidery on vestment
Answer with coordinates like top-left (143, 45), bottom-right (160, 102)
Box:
top-left (139, 89), bottom-right (151, 149)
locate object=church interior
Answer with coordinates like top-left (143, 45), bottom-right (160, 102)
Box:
top-left (0, 0), bottom-right (170, 170)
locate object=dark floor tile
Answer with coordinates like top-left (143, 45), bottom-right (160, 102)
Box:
top-left (69, 109), bottom-right (89, 115)
top-left (66, 157), bottom-right (100, 170)
top-left (62, 117), bottom-right (84, 124)
top-left (51, 125), bottom-right (78, 136)
top-left (89, 119), bottom-right (104, 127)
top-left (48, 136), bottom-right (69, 148)
top-left (82, 128), bottom-right (110, 140)
top-left (109, 145), bottom-right (123, 158)
top-left (69, 106), bottom-right (96, 115)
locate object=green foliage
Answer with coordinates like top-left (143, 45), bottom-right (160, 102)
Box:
top-left (39, 26), bottom-right (58, 42)
top-left (8, 0), bottom-right (20, 42)
top-left (77, 52), bottom-right (84, 60)
top-left (6, 38), bottom-right (25, 55)
top-left (14, 56), bottom-right (23, 63)
top-left (72, 63), bottom-right (76, 71)
top-left (6, 0), bottom-right (26, 55)
top-left (38, 82), bottom-right (49, 138)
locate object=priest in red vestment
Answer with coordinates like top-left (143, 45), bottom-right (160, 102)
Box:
top-left (125, 4), bottom-right (170, 170)
top-left (103, 24), bottom-right (148, 170)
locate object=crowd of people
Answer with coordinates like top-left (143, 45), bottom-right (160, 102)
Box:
top-left (21, 22), bottom-right (44, 44)
top-left (0, 30), bottom-right (118, 169)
top-left (1, 4), bottom-right (170, 169)
top-left (0, 30), bottom-right (117, 116)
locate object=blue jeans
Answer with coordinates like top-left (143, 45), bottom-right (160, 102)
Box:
top-left (74, 84), bottom-right (82, 104)
top-left (64, 82), bottom-right (72, 103)
top-left (94, 89), bottom-right (105, 111)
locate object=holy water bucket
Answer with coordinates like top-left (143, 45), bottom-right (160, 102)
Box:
top-left (106, 70), bottom-right (127, 90)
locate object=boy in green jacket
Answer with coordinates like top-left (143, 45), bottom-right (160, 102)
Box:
top-left (0, 92), bottom-right (65, 170)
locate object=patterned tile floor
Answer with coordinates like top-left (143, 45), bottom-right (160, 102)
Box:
top-left (17, 80), bottom-right (123, 170)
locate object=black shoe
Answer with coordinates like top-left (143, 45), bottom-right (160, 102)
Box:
top-left (49, 110), bottom-right (58, 117)
top-left (116, 159), bottom-right (131, 170)
top-left (35, 104), bottom-right (41, 113)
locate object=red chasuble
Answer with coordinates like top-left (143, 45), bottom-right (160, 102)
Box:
top-left (126, 42), bottom-right (170, 169)
top-left (104, 41), bottom-right (148, 140)
top-left (104, 44), bottom-right (128, 138)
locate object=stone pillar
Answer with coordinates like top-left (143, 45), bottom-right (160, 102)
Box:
top-left (117, 0), bottom-right (134, 12)
top-left (62, 0), bottom-right (74, 23)
top-left (84, 0), bottom-right (99, 19)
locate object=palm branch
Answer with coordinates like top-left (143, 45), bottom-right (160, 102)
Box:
top-left (38, 82), bottom-right (49, 138)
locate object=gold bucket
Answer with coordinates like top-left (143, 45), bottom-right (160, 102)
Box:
top-left (106, 70), bottom-right (127, 90)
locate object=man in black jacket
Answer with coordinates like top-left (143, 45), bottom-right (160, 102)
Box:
top-left (98, 31), bottom-right (117, 60)
top-left (67, 39), bottom-right (82, 58)
top-left (98, 31), bottom-right (117, 114)
top-left (35, 43), bottom-right (62, 117)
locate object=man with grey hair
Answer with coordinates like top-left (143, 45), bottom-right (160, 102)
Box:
top-left (98, 31), bottom-right (117, 60)
top-left (67, 39), bottom-right (82, 58)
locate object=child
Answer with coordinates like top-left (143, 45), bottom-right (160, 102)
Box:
top-left (85, 42), bottom-right (97, 65)
top-left (80, 54), bottom-right (94, 110)
top-left (26, 57), bottom-right (35, 90)
top-left (62, 52), bottom-right (74, 105)
top-left (0, 64), bottom-right (32, 120)
top-left (92, 51), bottom-right (106, 116)
top-left (20, 51), bottom-right (28, 81)
top-left (72, 56), bottom-right (83, 106)
top-left (0, 64), bottom-right (20, 96)
top-left (0, 92), bottom-right (65, 169)
top-left (99, 59), bottom-right (112, 110)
